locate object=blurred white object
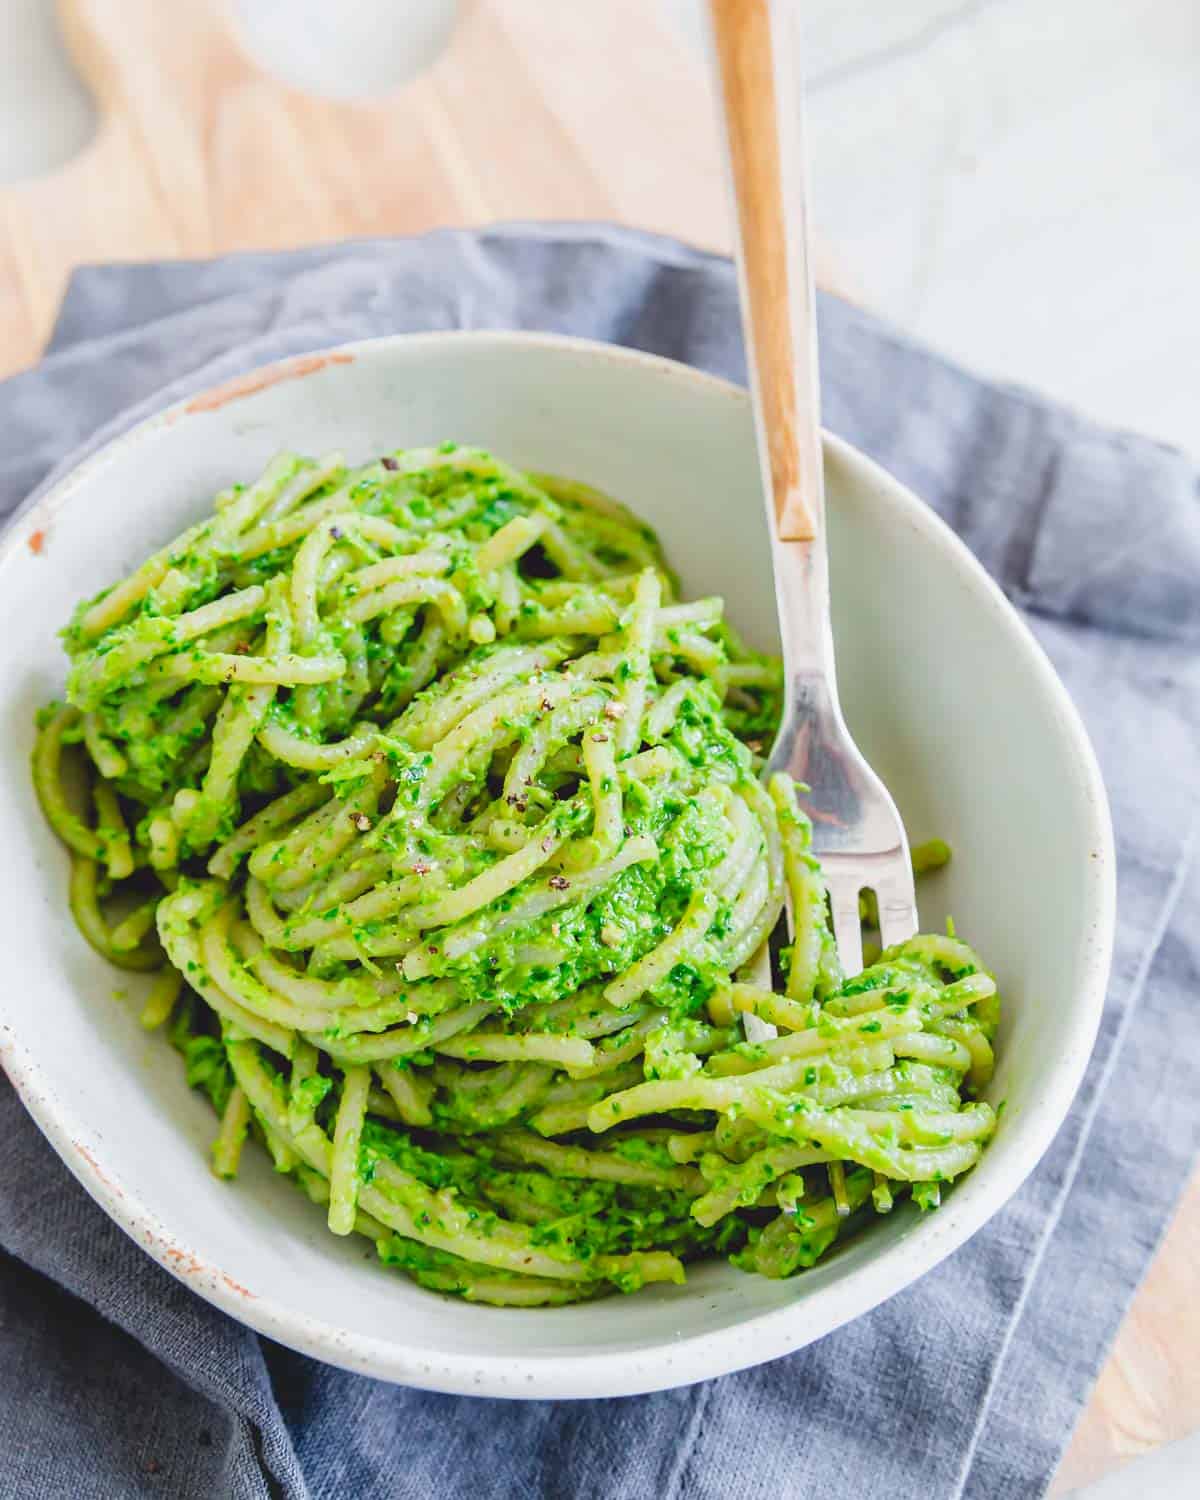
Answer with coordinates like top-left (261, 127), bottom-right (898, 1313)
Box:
top-left (0, 0), bottom-right (94, 183)
top-left (231, 0), bottom-right (459, 99)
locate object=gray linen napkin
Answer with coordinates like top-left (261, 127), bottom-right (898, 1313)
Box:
top-left (1, 224), bottom-right (1197, 1500)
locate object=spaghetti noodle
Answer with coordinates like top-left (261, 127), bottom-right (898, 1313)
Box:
top-left (33, 445), bottom-right (998, 1303)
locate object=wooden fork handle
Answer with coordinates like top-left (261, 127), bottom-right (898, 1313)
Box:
top-left (707, 0), bottom-right (821, 542)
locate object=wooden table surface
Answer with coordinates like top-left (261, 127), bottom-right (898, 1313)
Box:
top-left (2, 2), bottom-right (1194, 1490)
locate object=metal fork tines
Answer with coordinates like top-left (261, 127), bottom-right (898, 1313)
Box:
top-left (767, 545), bottom-right (918, 982)
top-left (771, 680), bottom-right (918, 981)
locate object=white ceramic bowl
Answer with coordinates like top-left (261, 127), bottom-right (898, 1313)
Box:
top-left (0, 333), bottom-right (1114, 1398)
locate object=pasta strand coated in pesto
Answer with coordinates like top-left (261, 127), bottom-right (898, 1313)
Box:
top-left (34, 445), bottom-right (997, 1303)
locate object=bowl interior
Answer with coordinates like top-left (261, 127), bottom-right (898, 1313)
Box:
top-left (0, 334), bottom-right (1111, 1396)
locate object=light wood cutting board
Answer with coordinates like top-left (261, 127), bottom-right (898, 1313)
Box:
top-left (0, 0), bottom-right (743, 374)
top-left (0, 1), bottom-right (1194, 1491)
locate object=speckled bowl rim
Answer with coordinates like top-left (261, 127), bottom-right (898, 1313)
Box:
top-left (0, 331), bottom-right (1116, 1398)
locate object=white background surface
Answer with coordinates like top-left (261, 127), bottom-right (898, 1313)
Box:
top-left (0, 0), bottom-right (1195, 1492)
top-left (664, 0), bottom-right (1199, 457)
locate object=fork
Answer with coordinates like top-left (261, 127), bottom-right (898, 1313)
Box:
top-left (707, 0), bottom-right (918, 1021)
